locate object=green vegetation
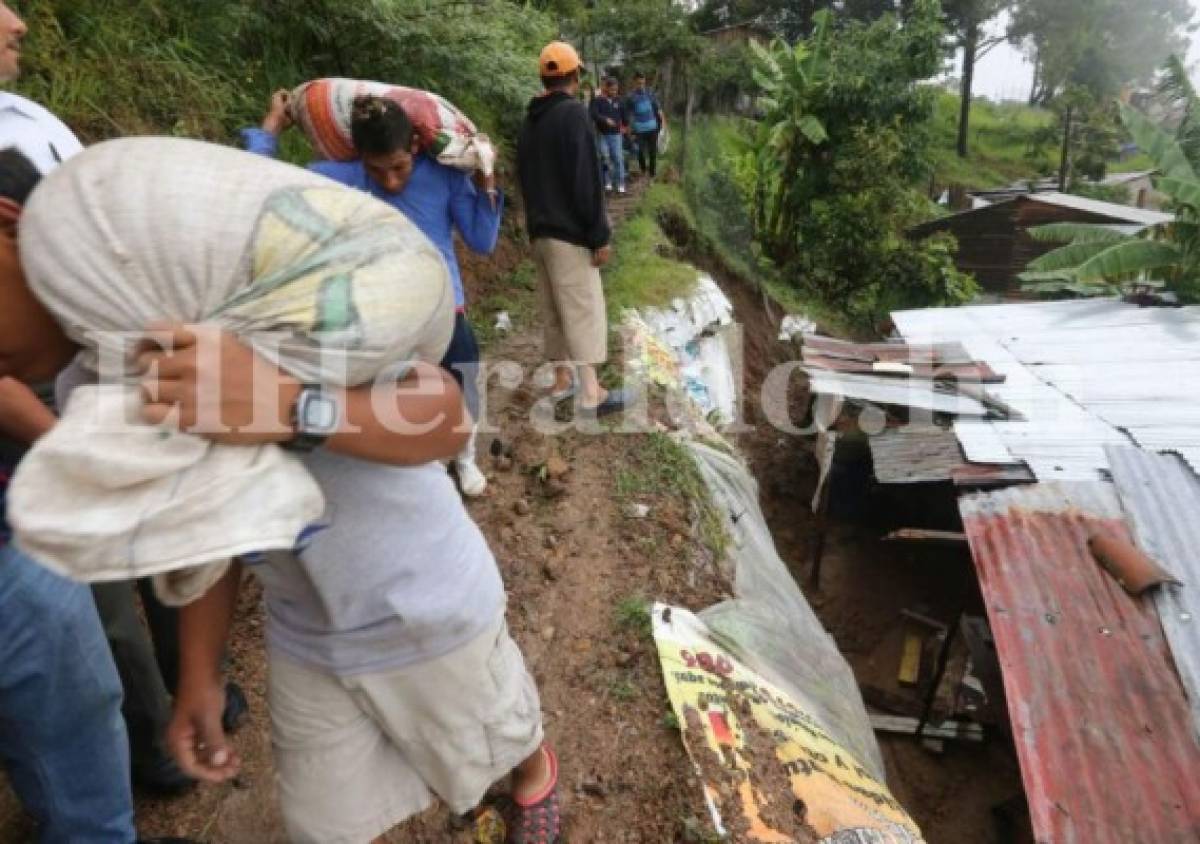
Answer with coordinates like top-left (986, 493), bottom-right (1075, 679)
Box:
top-left (13, 0), bottom-right (554, 154)
top-left (613, 595), bottom-right (652, 634)
top-left (737, 1), bottom-right (977, 329)
top-left (1021, 93), bottom-right (1200, 303)
top-left (468, 260), bottom-right (539, 351)
top-left (603, 183), bottom-right (699, 319)
top-left (931, 92), bottom-right (1057, 189)
top-left (614, 432), bottom-right (728, 560)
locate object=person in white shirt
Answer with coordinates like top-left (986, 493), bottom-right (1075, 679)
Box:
top-left (0, 90), bottom-right (82, 173)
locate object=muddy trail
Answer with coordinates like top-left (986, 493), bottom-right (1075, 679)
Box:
top-left (2, 177), bottom-right (1024, 843)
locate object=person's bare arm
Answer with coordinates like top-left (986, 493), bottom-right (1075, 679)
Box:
top-left (137, 324), bottom-right (470, 464)
top-left (167, 562), bottom-right (243, 783)
top-left (0, 377), bottom-right (55, 444)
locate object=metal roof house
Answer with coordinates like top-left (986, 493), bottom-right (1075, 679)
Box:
top-left (798, 297), bottom-right (1200, 841)
top-left (908, 193), bottom-right (1173, 295)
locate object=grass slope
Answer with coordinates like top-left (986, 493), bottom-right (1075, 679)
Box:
top-left (930, 90), bottom-right (1057, 189)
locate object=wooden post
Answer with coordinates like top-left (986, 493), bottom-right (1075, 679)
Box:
top-left (956, 20), bottom-right (978, 159)
top-left (679, 71), bottom-right (695, 178)
top-left (1058, 105), bottom-right (1074, 193)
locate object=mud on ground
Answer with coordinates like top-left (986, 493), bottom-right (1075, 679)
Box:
top-left (2, 178), bottom-right (1026, 843)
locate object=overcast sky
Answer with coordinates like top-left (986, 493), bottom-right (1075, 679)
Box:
top-left (963, 9), bottom-right (1200, 102)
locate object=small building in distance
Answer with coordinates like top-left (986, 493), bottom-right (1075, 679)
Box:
top-left (908, 192), bottom-right (1173, 296)
top-left (1100, 170), bottom-right (1163, 210)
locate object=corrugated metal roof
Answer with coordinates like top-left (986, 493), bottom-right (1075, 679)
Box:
top-left (959, 482), bottom-right (1200, 843)
top-left (892, 299), bottom-right (1200, 478)
top-left (869, 426), bottom-right (966, 484)
top-left (868, 426), bottom-right (1034, 485)
top-left (1028, 191), bottom-right (1173, 227)
top-left (801, 335), bottom-right (1004, 381)
top-left (803, 369), bottom-right (990, 416)
top-left (1107, 446), bottom-right (1200, 739)
top-left (1101, 169), bottom-right (1156, 186)
top-left (916, 192), bottom-right (1173, 233)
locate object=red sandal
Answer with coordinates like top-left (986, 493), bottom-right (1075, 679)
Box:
top-left (508, 745), bottom-right (561, 844)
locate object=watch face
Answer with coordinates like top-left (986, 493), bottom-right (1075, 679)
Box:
top-left (301, 392), bottom-right (339, 434)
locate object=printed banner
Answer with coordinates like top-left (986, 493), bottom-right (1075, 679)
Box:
top-left (653, 604), bottom-right (924, 843)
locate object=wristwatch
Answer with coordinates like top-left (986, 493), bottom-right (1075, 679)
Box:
top-left (283, 385), bottom-right (341, 453)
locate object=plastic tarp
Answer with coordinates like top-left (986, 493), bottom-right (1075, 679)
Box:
top-left (634, 274), bottom-right (738, 424)
top-left (632, 270), bottom-right (904, 837)
top-left (686, 441), bottom-right (887, 781)
top-left (654, 603), bottom-right (923, 842)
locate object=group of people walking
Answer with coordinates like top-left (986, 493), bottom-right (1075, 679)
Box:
top-left (587, 72), bottom-right (668, 194)
top-left (0, 1), bottom-right (642, 839)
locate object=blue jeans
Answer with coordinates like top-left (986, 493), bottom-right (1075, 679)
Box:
top-left (439, 311), bottom-right (482, 422)
top-left (599, 132), bottom-right (625, 189)
top-left (0, 543), bottom-right (135, 844)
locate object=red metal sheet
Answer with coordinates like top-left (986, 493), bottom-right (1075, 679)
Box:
top-left (959, 482), bottom-right (1200, 844)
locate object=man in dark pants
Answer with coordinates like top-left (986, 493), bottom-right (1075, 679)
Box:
top-left (91, 580), bottom-right (247, 796)
top-left (626, 72), bottom-right (666, 179)
top-left (589, 76), bottom-right (626, 194)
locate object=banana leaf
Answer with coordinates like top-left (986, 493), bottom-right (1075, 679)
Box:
top-left (1072, 239), bottom-right (1182, 281)
top-left (1026, 240), bottom-right (1116, 272)
top-left (1027, 223), bottom-right (1135, 244)
top-left (1121, 103), bottom-right (1196, 182)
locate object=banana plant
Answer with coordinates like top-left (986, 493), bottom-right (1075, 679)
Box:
top-left (746, 11), bottom-right (831, 260)
top-left (1019, 98), bottom-right (1200, 303)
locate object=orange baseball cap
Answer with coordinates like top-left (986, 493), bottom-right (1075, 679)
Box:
top-left (539, 41), bottom-right (582, 77)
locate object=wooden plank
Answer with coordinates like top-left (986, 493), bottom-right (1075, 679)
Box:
top-left (868, 712), bottom-right (985, 742)
top-left (898, 631), bottom-right (923, 687)
top-left (883, 528), bottom-right (969, 546)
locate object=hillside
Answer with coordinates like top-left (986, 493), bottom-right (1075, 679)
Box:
top-left (930, 91), bottom-right (1057, 190)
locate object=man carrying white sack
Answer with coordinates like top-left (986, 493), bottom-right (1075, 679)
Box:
top-left (246, 88), bottom-right (502, 497)
top-left (0, 138), bottom-right (562, 844)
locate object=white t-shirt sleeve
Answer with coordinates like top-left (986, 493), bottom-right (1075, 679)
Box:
top-left (0, 93), bottom-right (83, 174)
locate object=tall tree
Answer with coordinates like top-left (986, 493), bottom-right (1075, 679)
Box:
top-left (693, 0), bottom-right (905, 41)
top-left (1009, 0), bottom-right (1193, 104)
top-left (943, 0), bottom-right (1009, 158)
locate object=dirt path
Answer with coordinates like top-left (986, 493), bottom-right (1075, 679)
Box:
top-left (2, 176), bottom-right (1025, 843)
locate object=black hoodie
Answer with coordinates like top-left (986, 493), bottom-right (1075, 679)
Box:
top-left (517, 91), bottom-right (611, 251)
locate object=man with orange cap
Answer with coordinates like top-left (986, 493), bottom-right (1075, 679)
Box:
top-left (517, 41), bottom-right (630, 419)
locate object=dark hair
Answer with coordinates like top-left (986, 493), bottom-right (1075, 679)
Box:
top-left (603, 76), bottom-right (617, 86)
top-left (541, 69), bottom-right (579, 91)
top-left (0, 147), bottom-right (42, 205)
top-left (633, 71), bottom-right (646, 80)
top-left (350, 96), bottom-right (415, 158)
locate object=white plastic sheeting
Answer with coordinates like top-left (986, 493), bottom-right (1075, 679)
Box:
top-left (636, 274), bottom-right (739, 424)
top-left (632, 271), bottom-right (888, 782)
top-left (688, 441), bottom-right (887, 779)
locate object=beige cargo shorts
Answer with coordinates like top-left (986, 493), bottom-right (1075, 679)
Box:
top-left (268, 615), bottom-right (544, 844)
top-left (532, 237), bottom-right (609, 366)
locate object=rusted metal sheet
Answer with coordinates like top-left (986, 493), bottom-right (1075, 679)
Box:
top-left (869, 426), bottom-right (1034, 486)
top-left (869, 426), bottom-right (967, 483)
top-left (1107, 446), bottom-right (1200, 739)
top-left (801, 335), bottom-right (1004, 382)
top-left (959, 482), bottom-right (1200, 843)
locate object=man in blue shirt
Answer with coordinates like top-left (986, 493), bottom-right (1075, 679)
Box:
top-left (626, 72), bottom-right (666, 179)
top-left (589, 76), bottom-right (626, 194)
top-left (244, 91), bottom-right (502, 497)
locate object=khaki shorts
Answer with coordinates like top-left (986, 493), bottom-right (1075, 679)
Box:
top-left (268, 616), bottom-right (544, 844)
top-left (532, 237), bottom-right (608, 365)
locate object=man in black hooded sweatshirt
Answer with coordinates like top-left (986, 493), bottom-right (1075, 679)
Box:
top-left (517, 41), bottom-right (629, 417)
